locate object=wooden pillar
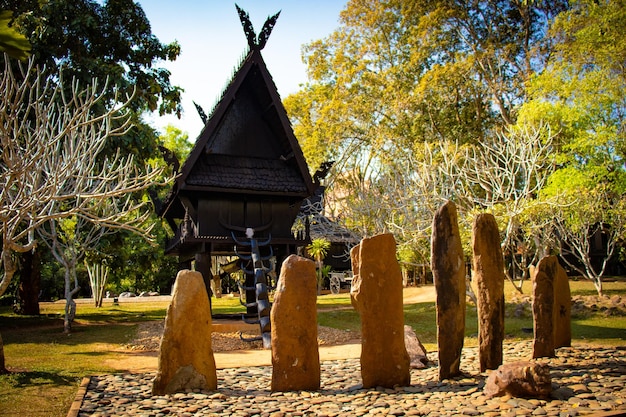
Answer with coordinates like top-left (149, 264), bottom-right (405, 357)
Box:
top-left (195, 252), bottom-right (213, 311)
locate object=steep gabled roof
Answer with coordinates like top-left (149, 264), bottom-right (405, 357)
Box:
top-left (177, 47), bottom-right (314, 196)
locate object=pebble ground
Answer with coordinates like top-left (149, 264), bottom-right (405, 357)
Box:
top-left (75, 341), bottom-right (626, 416)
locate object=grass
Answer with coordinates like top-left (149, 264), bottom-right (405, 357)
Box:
top-left (0, 279), bottom-right (625, 416)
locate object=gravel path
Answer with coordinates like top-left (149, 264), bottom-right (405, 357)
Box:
top-left (74, 341), bottom-right (626, 416)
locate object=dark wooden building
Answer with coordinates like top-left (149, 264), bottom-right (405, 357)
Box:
top-left (159, 9), bottom-right (318, 323)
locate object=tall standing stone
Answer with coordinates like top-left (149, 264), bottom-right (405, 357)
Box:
top-left (271, 255), bottom-right (320, 392)
top-left (431, 201), bottom-right (466, 380)
top-left (350, 233), bottom-right (410, 389)
top-left (152, 270), bottom-right (217, 395)
top-left (472, 213), bottom-right (505, 372)
top-left (553, 261), bottom-right (571, 348)
top-left (532, 256), bottom-right (557, 358)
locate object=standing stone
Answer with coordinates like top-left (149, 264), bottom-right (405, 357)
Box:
top-left (472, 213), bottom-right (505, 372)
top-left (271, 255), bottom-right (320, 392)
top-left (152, 270), bottom-right (217, 395)
top-left (350, 233), bottom-right (410, 389)
top-left (404, 325), bottom-right (429, 369)
top-left (532, 256), bottom-right (557, 358)
top-left (553, 261), bottom-right (571, 348)
top-left (431, 200), bottom-right (466, 380)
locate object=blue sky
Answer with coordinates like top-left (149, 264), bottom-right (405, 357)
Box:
top-left (138, 1), bottom-right (347, 138)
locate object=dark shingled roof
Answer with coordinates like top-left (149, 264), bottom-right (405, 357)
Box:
top-left (186, 154), bottom-right (309, 194)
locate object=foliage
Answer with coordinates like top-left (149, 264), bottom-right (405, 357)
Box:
top-left (1, 0), bottom-right (183, 124)
top-left (286, 0), bottom-right (567, 255)
top-left (287, 0), bottom-right (626, 296)
top-left (517, 0), bottom-right (626, 293)
top-left (307, 238), bottom-right (331, 293)
top-left (0, 10), bottom-right (30, 60)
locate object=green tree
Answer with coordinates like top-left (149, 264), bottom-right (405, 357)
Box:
top-left (286, 0), bottom-right (568, 266)
top-left (518, 0), bottom-right (626, 294)
top-left (0, 10), bottom-right (30, 60)
top-left (2, 0), bottom-right (182, 125)
top-left (307, 238), bottom-right (331, 294)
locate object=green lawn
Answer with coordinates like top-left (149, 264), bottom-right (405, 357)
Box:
top-left (0, 279), bottom-right (625, 417)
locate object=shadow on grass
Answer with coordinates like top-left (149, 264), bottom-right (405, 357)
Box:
top-left (571, 322), bottom-right (626, 342)
top-left (2, 321), bottom-right (135, 346)
top-left (1, 369), bottom-right (76, 388)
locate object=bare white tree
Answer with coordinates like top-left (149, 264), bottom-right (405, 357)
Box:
top-left (552, 188), bottom-right (626, 296)
top-left (443, 123), bottom-right (558, 292)
top-left (322, 122), bottom-right (558, 296)
top-left (0, 55), bottom-right (168, 368)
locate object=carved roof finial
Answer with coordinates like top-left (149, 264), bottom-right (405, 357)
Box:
top-left (235, 4), bottom-right (280, 50)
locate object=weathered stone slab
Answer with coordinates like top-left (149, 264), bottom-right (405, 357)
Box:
top-left (431, 201), bottom-right (466, 380)
top-left (271, 255), bottom-right (320, 392)
top-left (472, 213), bottom-right (505, 372)
top-left (532, 256), bottom-right (557, 358)
top-left (404, 325), bottom-right (429, 369)
top-left (553, 261), bottom-right (571, 348)
top-left (484, 361), bottom-right (552, 398)
top-left (350, 233), bottom-right (410, 388)
top-left (152, 270), bottom-right (217, 395)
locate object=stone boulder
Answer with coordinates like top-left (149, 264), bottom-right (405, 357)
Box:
top-left (271, 255), bottom-right (320, 392)
top-left (484, 361), bottom-right (552, 398)
top-left (404, 325), bottom-right (429, 369)
top-left (350, 234), bottom-right (410, 389)
top-left (152, 270), bottom-right (217, 395)
top-left (472, 213), bottom-right (505, 372)
top-left (431, 200), bottom-right (466, 380)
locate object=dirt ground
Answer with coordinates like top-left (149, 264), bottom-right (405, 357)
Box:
top-left (106, 286), bottom-right (436, 372)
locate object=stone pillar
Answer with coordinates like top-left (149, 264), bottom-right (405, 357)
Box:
top-left (431, 201), bottom-right (466, 380)
top-left (553, 261), bottom-right (571, 348)
top-left (350, 233), bottom-right (410, 389)
top-left (152, 270), bottom-right (217, 395)
top-left (271, 255), bottom-right (320, 392)
top-left (532, 256), bottom-right (556, 358)
top-left (472, 213), bottom-right (505, 372)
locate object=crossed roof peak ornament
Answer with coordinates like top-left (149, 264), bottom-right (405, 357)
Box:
top-left (235, 4), bottom-right (281, 51)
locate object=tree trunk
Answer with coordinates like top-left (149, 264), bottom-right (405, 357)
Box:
top-left (19, 249), bottom-right (41, 315)
top-left (64, 298), bottom-right (76, 334)
top-left (0, 332), bottom-right (7, 374)
top-left (63, 267), bottom-right (80, 334)
top-left (594, 278), bottom-right (604, 297)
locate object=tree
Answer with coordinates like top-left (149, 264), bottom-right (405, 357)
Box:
top-left (0, 10), bottom-right (30, 60)
top-left (2, 0), bottom-right (183, 124)
top-left (448, 123), bottom-right (558, 291)
top-left (1, 0), bottom-right (184, 313)
top-left (307, 238), bottom-right (331, 294)
top-left (0, 56), bottom-right (168, 369)
top-left (285, 0), bottom-right (568, 262)
top-left (545, 168), bottom-right (626, 296)
top-left (517, 0), bottom-right (626, 294)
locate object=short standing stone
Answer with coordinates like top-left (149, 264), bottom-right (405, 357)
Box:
top-left (350, 233), bottom-right (410, 388)
top-left (271, 255), bottom-right (320, 392)
top-left (431, 201), bottom-right (466, 380)
top-left (553, 261), bottom-right (571, 348)
top-left (404, 325), bottom-right (429, 369)
top-left (532, 256), bottom-right (557, 358)
top-left (152, 270), bottom-right (217, 395)
top-left (472, 213), bottom-right (505, 372)
top-left (484, 361), bottom-right (552, 398)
